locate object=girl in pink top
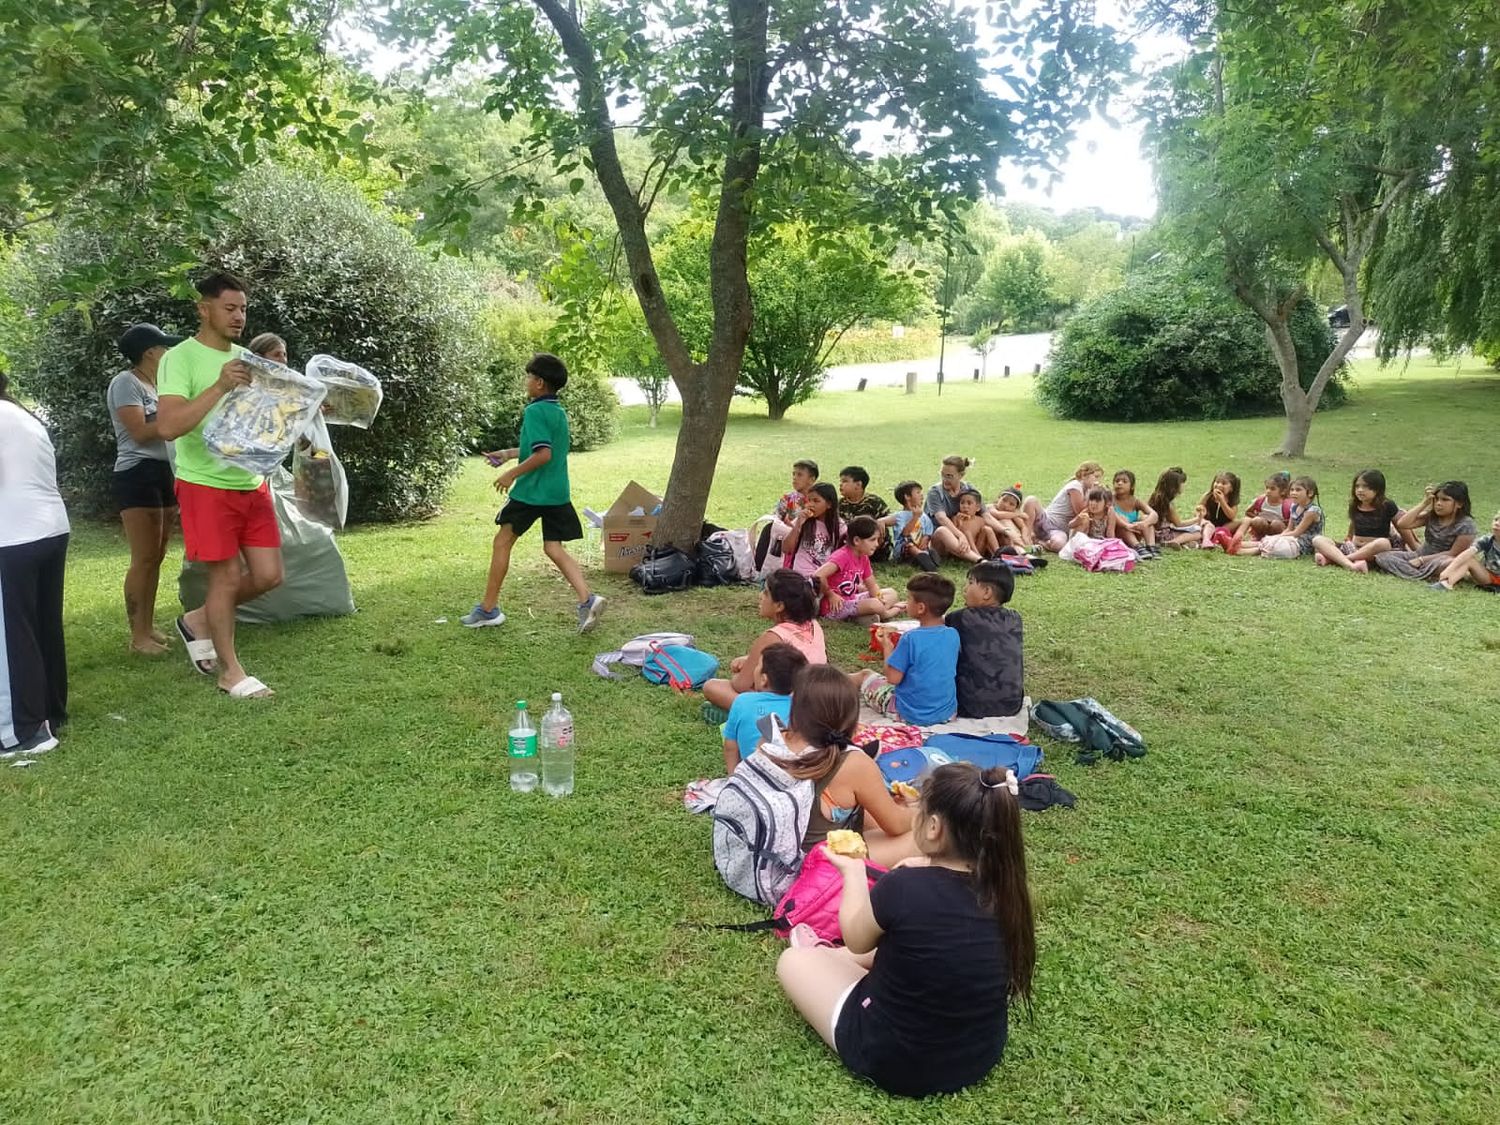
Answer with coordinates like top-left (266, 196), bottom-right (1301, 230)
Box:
top-left (782, 483), bottom-right (845, 578)
top-left (703, 570), bottom-right (827, 710)
top-left (814, 516), bottom-right (905, 622)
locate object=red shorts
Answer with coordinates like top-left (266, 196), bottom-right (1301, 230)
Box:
top-left (176, 479), bottom-right (281, 562)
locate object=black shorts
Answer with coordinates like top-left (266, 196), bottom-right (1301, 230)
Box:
top-left (496, 499), bottom-right (583, 542)
top-left (112, 459), bottom-right (176, 511)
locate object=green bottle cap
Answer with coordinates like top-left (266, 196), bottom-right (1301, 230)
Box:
top-left (516, 700), bottom-right (528, 709)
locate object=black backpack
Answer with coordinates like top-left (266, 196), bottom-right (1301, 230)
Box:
top-left (629, 546), bottom-right (698, 594)
top-left (695, 534), bottom-right (740, 587)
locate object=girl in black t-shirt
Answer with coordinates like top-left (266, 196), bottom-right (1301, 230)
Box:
top-left (776, 762), bottom-right (1036, 1098)
top-left (1310, 468), bottom-right (1407, 573)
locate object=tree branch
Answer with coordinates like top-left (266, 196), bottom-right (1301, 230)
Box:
top-left (531, 0), bottom-right (695, 379)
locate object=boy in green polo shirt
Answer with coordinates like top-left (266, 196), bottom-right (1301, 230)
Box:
top-left (461, 353), bottom-right (606, 632)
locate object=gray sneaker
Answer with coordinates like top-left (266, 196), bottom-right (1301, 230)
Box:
top-left (0, 724), bottom-right (58, 759)
top-left (577, 594), bottom-right (607, 633)
top-left (461, 604), bottom-right (506, 627)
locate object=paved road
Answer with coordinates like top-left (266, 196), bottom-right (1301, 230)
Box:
top-left (607, 327), bottom-right (1385, 406)
top-left (608, 331), bottom-right (1055, 406)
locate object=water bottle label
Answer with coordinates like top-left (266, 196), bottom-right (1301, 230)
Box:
top-left (508, 731), bottom-right (538, 758)
top-left (554, 724), bottom-right (574, 748)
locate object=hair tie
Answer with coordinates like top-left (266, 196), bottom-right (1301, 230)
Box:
top-left (980, 768), bottom-right (1019, 796)
top-left (826, 729), bottom-right (852, 750)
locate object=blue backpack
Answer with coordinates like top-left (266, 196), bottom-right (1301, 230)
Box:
top-left (642, 643), bottom-right (720, 690)
top-left (922, 733), bottom-right (1043, 779)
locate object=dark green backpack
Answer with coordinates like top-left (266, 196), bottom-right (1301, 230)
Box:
top-left (1031, 698), bottom-right (1147, 766)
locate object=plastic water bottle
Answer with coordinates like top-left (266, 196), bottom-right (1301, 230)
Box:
top-left (508, 701), bottom-right (538, 792)
top-left (540, 692), bottom-right (575, 797)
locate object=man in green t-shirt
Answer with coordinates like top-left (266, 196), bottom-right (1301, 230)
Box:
top-left (157, 271), bottom-right (284, 698)
top-left (461, 353), bottom-right (606, 633)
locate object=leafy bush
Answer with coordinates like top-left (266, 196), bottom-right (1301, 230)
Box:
top-left (18, 166), bottom-right (488, 521)
top-left (822, 322), bottom-right (943, 366)
top-left (1037, 273), bottom-right (1347, 422)
top-left (474, 296), bottom-right (619, 452)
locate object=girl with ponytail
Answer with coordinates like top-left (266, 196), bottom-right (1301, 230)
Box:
top-left (770, 664), bottom-right (916, 867)
top-left (777, 762), bottom-right (1036, 1098)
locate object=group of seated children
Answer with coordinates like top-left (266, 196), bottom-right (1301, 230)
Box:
top-left (704, 575), bottom-right (1035, 1099)
top-left (704, 560), bottom-right (1025, 771)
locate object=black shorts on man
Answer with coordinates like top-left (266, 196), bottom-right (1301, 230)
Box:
top-left (496, 499), bottom-right (583, 542)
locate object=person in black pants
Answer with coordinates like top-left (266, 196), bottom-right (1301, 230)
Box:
top-left (0, 371), bottom-right (70, 757)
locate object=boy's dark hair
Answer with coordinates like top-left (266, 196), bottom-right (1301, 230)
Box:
top-left (758, 642), bottom-right (807, 695)
top-left (793, 459), bottom-right (819, 479)
top-left (894, 480), bottom-right (923, 505)
top-left (1085, 487), bottom-right (1110, 503)
top-left (839, 465), bottom-right (870, 488)
top-left (526, 352), bottom-right (569, 391)
top-left (966, 561), bottom-right (1014, 606)
top-left (766, 568), bottom-right (817, 623)
top-left (196, 271), bottom-right (248, 298)
top-left (907, 572), bottom-right (956, 616)
top-left (958, 487), bottom-right (984, 506)
top-left (848, 515), bottom-right (880, 540)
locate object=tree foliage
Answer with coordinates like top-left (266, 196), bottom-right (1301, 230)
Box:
top-left (651, 218), bottom-right (925, 419)
top-left (1142, 0), bottom-right (1488, 456)
top-left (376, 0), bottom-right (1131, 547)
top-left (0, 2), bottom-right (369, 289)
top-left (1038, 268), bottom-right (1345, 422)
top-left (18, 166), bottom-right (488, 522)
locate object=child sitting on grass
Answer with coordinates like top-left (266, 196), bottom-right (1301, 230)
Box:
top-left (783, 483), bottom-right (845, 579)
top-left (952, 489), bottom-right (1001, 558)
top-left (722, 642), bottom-right (806, 774)
top-left (1227, 472), bottom-right (1291, 554)
top-left (849, 573), bottom-right (959, 725)
top-left (776, 459), bottom-right (819, 524)
top-left (946, 561), bottom-right (1024, 719)
top-left (814, 516), bottom-right (905, 623)
top-left (1430, 509), bottom-right (1500, 592)
top-left (987, 485), bottom-right (1035, 550)
top-left (1240, 476), bottom-right (1323, 559)
top-left (1108, 469), bottom-right (1160, 559)
top-left (1310, 469), bottom-right (1402, 573)
top-left (702, 570), bottom-right (825, 714)
top-left (838, 466), bottom-right (892, 562)
top-left (1149, 467), bottom-right (1199, 547)
top-left (1199, 471), bottom-right (1243, 549)
top-left (889, 480), bottom-right (940, 572)
top-left (1069, 488), bottom-right (1113, 539)
top-left (776, 761), bottom-right (1036, 1098)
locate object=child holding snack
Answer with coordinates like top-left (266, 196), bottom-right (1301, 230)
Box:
top-left (890, 480), bottom-right (940, 572)
top-left (849, 574), bottom-right (959, 725)
top-left (1069, 488), bottom-right (1113, 540)
top-left (952, 489), bottom-right (1001, 558)
top-left (782, 483), bottom-right (845, 579)
top-left (1199, 471), bottom-right (1243, 549)
top-left (1108, 470), bottom-right (1159, 559)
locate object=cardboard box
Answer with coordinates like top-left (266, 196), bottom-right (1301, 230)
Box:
top-left (601, 480), bottom-right (663, 573)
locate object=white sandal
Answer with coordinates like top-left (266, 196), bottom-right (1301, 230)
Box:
top-left (220, 676), bottom-right (274, 699)
top-left (175, 616), bottom-right (217, 675)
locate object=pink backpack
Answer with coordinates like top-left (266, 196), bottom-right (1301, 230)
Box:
top-left (1073, 536), bottom-right (1137, 573)
top-left (771, 843), bottom-right (887, 943)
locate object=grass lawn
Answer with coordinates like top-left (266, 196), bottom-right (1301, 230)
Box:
top-left (3, 357), bottom-right (1498, 1124)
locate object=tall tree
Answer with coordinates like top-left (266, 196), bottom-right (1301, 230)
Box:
top-left (383, 1), bottom-right (1128, 548)
top-left (0, 2), bottom-right (365, 289)
top-left (1143, 0), bottom-right (1489, 457)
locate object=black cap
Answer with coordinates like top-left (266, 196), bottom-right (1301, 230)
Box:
top-left (118, 324), bottom-right (184, 363)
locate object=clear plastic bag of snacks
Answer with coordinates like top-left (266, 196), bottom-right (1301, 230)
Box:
top-left (291, 412), bottom-right (348, 530)
top-left (202, 354), bottom-right (327, 476)
top-left (305, 354), bottom-right (383, 429)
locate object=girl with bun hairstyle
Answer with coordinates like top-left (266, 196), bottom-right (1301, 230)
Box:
top-left (1028, 460), bottom-right (1104, 551)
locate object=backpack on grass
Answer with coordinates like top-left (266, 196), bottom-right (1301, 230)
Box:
top-left (711, 749), bottom-right (812, 906)
top-left (642, 643), bottom-right (720, 690)
top-left (1031, 698), bottom-right (1146, 765)
top-left (630, 546), bottom-right (698, 594)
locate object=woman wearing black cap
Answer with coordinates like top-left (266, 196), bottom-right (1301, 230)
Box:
top-left (109, 323), bottom-right (183, 655)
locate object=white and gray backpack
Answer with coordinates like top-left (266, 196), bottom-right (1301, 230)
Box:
top-left (711, 741), bottom-right (814, 907)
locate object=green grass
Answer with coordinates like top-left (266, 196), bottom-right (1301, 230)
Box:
top-left (3, 357), bottom-right (1499, 1124)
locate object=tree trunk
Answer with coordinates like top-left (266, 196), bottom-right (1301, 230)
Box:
top-left (1265, 318), bottom-right (1310, 457)
top-left (767, 397), bottom-right (787, 421)
top-left (654, 357), bottom-right (740, 548)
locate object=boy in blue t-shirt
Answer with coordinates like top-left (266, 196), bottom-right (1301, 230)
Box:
top-left (722, 643), bottom-right (807, 774)
top-left (461, 353), bottom-right (606, 632)
top-left (850, 573), bottom-right (959, 725)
